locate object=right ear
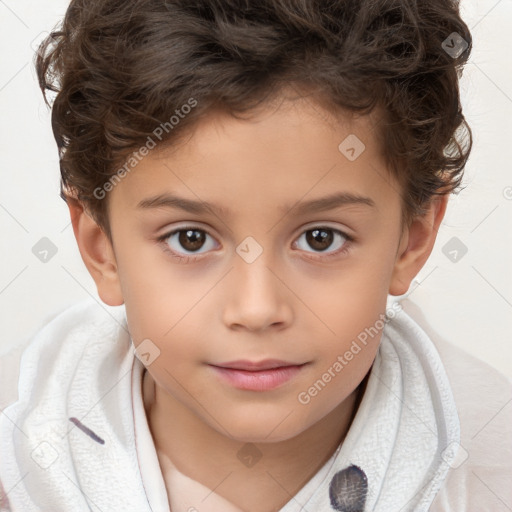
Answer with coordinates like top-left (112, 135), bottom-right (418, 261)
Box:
top-left (66, 197), bottom-right (124, 306)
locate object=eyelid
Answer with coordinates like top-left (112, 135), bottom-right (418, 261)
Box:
top-left (297, 221), bottom-right (354, 238)
top-left (156, 224), bottom-right (219, 249)
top-left (155, 224), bottom-right (219, 263)
top-left (292, 225), bottom-right (353, 260)
top-left (156, 222), bottom-right (353, 243)
top-left (291, 221), bottom-right (356, 253)
top-left (156, 221), bottom-right (214, 236)
top-left (156, 223), bottom-right (355, 262)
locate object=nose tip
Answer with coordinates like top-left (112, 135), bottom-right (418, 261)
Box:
top-left (223, 264), bottom-right (293, 333)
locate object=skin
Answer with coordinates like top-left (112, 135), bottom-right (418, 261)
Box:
top-left (68, 90), bottom-right (447, 511)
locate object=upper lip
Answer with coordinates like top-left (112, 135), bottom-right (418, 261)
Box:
top-left (211, 359), bottom-right (305, 371)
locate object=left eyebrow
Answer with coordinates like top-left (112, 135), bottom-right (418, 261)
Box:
top-left (136, 191), bottom-right (376, 216)
top-left (283, 192), bottom-right (376, 215)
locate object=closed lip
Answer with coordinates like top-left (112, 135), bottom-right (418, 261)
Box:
top-left (210, 359), bottom-right (307, 371)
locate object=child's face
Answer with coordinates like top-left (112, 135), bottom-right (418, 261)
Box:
top-left (102, 96), bottom-right (409, 442)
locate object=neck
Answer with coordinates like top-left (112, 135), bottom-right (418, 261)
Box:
top-left (143, 369), bottom-right (368, 512)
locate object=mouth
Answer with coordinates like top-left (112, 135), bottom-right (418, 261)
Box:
top-left (208, 359), bottom-right (309, 391)
top-left (213, 359), bottom-right (305, 371)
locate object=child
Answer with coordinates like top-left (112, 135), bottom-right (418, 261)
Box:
top-left (1, 0), bottom-right (510, 510)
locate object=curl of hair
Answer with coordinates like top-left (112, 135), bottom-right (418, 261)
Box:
top-left (35, 0), bottom-right (473, 239)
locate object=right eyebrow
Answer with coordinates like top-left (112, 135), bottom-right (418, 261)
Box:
top-left (137, 193), bottom-right (229, 215)
top-left (283, 192), bottom-right (376, 215)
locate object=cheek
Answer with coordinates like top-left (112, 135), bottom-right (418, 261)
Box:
top-left (294, 338), bottom-right (378, 436)
top-left (299, 257), bottom-right (394, 344)
top-left (114, 239), bottom-right (198, 337)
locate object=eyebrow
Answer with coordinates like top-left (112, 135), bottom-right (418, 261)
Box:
top-left (137, 192), bottom-right (376, 216)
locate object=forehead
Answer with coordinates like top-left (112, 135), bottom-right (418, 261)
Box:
top-left (107, 96), bottom-right (398, 218)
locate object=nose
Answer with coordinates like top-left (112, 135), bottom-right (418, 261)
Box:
top-left (222, 251), bottom-right (293, 333)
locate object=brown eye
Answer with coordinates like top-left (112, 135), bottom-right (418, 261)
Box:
top-left (159, 227), bottom-right (217, 258)
top-left (178, 229), bottom-right (206, 251)
top-left (295, 227), bottom-right (350, 257)
top-left (306, 229), bottom-right (334, 251)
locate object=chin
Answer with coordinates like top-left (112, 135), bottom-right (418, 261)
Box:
top-left (226, 429), bottom-right (298, 445)
top-left (213, 411), bottom-right (310, 444)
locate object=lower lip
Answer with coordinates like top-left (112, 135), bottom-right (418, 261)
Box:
top-left (210, 365), bottom-right (305, 391)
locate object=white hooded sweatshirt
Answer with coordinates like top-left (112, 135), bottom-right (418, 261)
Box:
top-left (0, 297), bottom-right (510, 512)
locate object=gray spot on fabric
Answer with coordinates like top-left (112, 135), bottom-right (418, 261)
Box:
top-left (329, 465), bottom-right (368, 512)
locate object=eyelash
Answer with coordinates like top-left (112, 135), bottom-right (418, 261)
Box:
top-left (156, 225), bottom-right (354, 263)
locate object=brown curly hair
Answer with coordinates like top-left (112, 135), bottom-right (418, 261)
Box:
top-left (35, 0), bottom-right (472, 243)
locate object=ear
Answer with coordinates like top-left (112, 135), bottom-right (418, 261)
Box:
top-left (67, 197), bottom-right (124, 306)
top-left (389, 194), bottom-right (448, 296)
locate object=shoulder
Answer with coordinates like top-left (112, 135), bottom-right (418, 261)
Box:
top-left (0, 298), bottom-right (126, 411)
top-left (0, 299), bottom-right (128, 511)
top-left (400, 298), bottom-right (512, 511)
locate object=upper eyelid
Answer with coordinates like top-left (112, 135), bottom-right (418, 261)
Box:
top-left (159, 224), bottom-right (352, 246)
top-left (158, 225), bottom-right (353, 263)
top-left (159, 223), bottom-right (351, 241)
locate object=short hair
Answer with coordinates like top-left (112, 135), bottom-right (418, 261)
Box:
top-left (35, 0), bottom-right (473, 241)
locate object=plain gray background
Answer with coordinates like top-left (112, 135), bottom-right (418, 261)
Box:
top-left (1, 0), bottom-right (511, 379)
